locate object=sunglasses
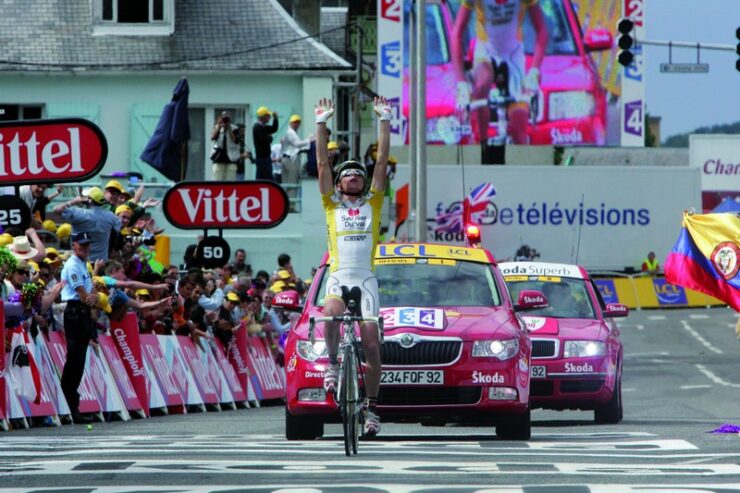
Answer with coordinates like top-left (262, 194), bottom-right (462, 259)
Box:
top-left (16, 269), bottom-right (29, 276)
top-left (340, 169), bottom-right (365, 178)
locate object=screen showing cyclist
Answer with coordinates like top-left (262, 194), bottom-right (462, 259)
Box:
top-left (314, 96), bottom-right (391, 437)
top-left (451, 0), bottom-right (548, 145)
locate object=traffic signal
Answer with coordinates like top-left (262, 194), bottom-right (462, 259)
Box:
top-left (736, 26), bottom-right (740, 72)
top-left (616, 18), bottom-right (635, 67)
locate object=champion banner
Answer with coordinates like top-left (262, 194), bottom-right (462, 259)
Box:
top-left (665, 212), bottom-right (740, 311)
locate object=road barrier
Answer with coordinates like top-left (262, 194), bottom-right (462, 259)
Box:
top-left (592, 273), bottom-right (725, 309)
top-left (1, 311), bottom-right (285, 431)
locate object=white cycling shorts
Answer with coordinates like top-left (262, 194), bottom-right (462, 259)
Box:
top-left (325, 269), bottom-right (379, 319)
top-left (474, 42), bottom-right (527, 104)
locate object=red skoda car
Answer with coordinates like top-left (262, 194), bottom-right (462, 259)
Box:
top-left (280, 243), bottom-right (547, 440)
top-left (499, 261), bottom-right (628, 423)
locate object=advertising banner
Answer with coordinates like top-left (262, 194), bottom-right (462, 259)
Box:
top-left (46, 331), bottom-right (103, 416)
top-left (5, 341), bottom-right (58, 420)
top-left (377, 0), bottom-right (405, 145)
top-left (177, 336), bottom-right (220, 406)
top-left (198, 340), bottom-right (233, 408)
top-left (209, 339), bottom-right (247, 404)
top-left (158, 335), bottom-right (205, 408)
top-left (34, 334), bottom-right (70, 419)
top-left (223, 326), bottom-right (258, 403)
top-left (140, 334), bottom-right (185, 413)
top-left (620, 0), bottom-right (645, 147)
top-left (110, 312), bottom-right (149, 416)
top-left (86, 345), bottom-right (129, 419)
top-left (0, 302), bottom-right (5, 421)
top-left (689, 135), bottom-right (740, 208)
top-left (98, 335), bottom-right (143, 414)
top-left (247, 335), bottom-right (285, 401)
top-left (392, 165), bottom-right (702, 271)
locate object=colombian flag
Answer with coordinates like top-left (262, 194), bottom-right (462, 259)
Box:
top-left (664, 212), bottom-right (740, 311)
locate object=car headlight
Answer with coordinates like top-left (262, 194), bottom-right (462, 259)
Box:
top-left (564, 340), bottom-right (605, 358)
top-left (426, 116), bottom-right (462, 145)
top-left (296, 340), bottom-right (328, 362)
top-left (472, 338), bottom-right (519, 360)
top-left (548, 91), bottom-right (595, 120)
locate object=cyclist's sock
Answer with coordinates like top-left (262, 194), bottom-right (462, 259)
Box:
top-left (365, 396), bottom-right (378, 410)
top-left (329, 354), bottom-right (339, 366)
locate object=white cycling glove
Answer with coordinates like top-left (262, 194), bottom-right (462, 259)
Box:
top-left (314, 102), bottom-right (335, 124)
top-left (374, 100), bottom-right (393, 121)
top-left (455, 81), bottom-right (471, 109)
top-left (524, 68), bottom-right (540, 93)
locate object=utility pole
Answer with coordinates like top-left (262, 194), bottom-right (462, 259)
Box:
top-left (414, 0), bottom-right (427, 243)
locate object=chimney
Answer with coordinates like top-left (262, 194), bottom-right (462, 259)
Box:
top-left (291, 0), bottom-right (321, 39)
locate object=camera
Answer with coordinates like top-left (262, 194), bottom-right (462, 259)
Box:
top-left (530, 249), bottom-right (540, 259)
top-left (124, 234), bottom-right (156, 246)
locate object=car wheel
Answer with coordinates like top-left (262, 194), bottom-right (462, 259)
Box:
top-left (496, 408), bottom-right (531, 440)
top-left (594, 377), bottom-right (622, 424)
top-left (285, 408), bottom-right (324, 440)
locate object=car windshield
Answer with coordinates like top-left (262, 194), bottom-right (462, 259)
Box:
top-left (506, 277), bottom-right (596, 319)
top-left (314, 260), bottom-right (502, 308)
top-left (403, 4), bottom-right (450, 66)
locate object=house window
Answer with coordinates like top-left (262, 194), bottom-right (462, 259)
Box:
top-left (0, 104), bottom-right (43, 121)
top-left (94, 0), bottom-right (173, 35)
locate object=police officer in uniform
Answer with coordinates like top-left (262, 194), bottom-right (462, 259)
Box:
top-left (60, 232), bottom-right (98, 424)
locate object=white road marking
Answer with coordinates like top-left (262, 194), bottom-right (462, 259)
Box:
top-left (681, 320), bottom-right (723, 354)
top-left (626, 351), bottom-right (670, 358)
top-left (680, 384), bottom-right (712, 389)
top-left (647, 315), bottom-right (666, 320)
top-left (695, 364), bottom-right (740, 388)
top-left (689, 314), bottom-right (710, 319)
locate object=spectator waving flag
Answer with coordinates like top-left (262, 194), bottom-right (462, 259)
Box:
top-left (664, 211), bottom-right (740, 311)
top-left (140, 78), bottom-right (191, 182)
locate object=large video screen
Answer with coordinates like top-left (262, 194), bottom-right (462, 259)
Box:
top-left (398, 0), bottom-right (623, 146)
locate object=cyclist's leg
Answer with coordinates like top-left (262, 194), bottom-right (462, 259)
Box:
top-left (323, 273), bottom-right (346, 392)
top-left (504, 45), bottom-right (529, 144)
top-left (471, 41), bottom-right (494, 145)
top-left (359, 273), bottom-right (381, 435)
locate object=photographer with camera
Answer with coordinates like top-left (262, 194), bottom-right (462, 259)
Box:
top-left (53, 187), bottom-right (121, 262)
top-left (514, 244), bottom-right (540, 261)
top-left (210, 111), bottom-right (241, 181)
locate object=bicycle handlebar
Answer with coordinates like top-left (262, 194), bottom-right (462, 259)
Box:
top-left (308, 315), bottom-right (383, 345)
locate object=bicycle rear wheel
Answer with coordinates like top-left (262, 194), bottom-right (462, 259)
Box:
top-left (341, 344), bottom-right (360, 456)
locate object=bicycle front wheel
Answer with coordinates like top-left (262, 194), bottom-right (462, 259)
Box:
top-left (341, 344), bottom-right (360, 456)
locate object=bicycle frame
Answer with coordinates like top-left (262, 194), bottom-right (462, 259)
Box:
top-left (309, 312), bottom-right (382, 455)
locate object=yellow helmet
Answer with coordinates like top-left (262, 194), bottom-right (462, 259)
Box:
top-left (42, 219), bottom-right (57, 233)
top-left (56, 223), bottom-right (72, 240)
top-left (0, 233), bottom-right (12, 247)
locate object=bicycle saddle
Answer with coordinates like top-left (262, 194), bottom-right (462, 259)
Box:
top-left (340, 285), bottom-right (363, 317)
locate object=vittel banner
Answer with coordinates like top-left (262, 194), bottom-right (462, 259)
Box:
top-left (689, 135), bottom-right (740, 192)
top-left (163, 181), bottom-right (289, 230)
top-left (0, 119), bottom-right (107, 184)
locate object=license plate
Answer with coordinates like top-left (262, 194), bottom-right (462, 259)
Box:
top-left (380, 370), bottom-right (444, 385)
top-left (531, 366), bottom-right (547, 379)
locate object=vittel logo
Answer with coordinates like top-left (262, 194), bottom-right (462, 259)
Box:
top-left (472, 370), bottom-right (504, 384)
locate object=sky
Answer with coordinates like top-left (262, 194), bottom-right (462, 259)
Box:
top-left (645, 0), bottom-right (740, 141)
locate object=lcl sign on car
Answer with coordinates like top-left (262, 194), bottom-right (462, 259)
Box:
top-left (0, 119), bottom-right (107, 184)
top-left (163, 181), bottom-right (289, 229)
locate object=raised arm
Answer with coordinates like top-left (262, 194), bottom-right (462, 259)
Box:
top-left (371, 96), bottom-right (392, 193)
top-left (315, 98), bottom-right (336, 196)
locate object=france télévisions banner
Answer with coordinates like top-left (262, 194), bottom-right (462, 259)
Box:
top-left (620, 0), bottom-right (645, 147)
top-left (377, 0), bottom-right (404, 145)
top-left (0, 119), bottom-right (107, 184)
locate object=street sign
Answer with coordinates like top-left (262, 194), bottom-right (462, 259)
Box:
top-left (660, 63), bottom-right (709, 73)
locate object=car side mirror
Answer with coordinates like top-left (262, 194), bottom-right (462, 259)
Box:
top-left (514, 290), bottom-right (548, 312)
top-left (271, 290), bottom-right (303, 312)
top-left (583, 28), bottom-right (613, 51)
top-left (604, 303), bottom-right (629, 318)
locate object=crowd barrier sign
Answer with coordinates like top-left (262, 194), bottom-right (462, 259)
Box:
top-left (2, 306), bottom-right (288, 430)
top-left (593, 274), bottom-right (725, 309)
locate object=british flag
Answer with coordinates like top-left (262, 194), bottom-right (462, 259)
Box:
top-left (434, 182), bottom-right (496, 234)
top-left (463, 182), bottom-right (497, 225)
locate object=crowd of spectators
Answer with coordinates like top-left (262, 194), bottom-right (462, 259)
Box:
top-left (1, 181), bottom-right (308, 420)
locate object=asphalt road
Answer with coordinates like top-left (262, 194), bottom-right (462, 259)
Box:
top-left (2, 307), bottom-right (740, 493)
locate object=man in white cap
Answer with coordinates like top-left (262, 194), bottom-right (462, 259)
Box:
top-left (252, 106), bottom-right (279, 181)
top-left (280, 114), bottom-right (312, 206)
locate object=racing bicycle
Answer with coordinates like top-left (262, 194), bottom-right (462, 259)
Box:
top-left (309, 286), bottom-right (383, 456)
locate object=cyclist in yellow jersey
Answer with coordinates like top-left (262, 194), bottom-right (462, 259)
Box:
top-left (451, 0), bottom-right (548, 145)
top-left (314, 96), bottom-right (391, 436)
